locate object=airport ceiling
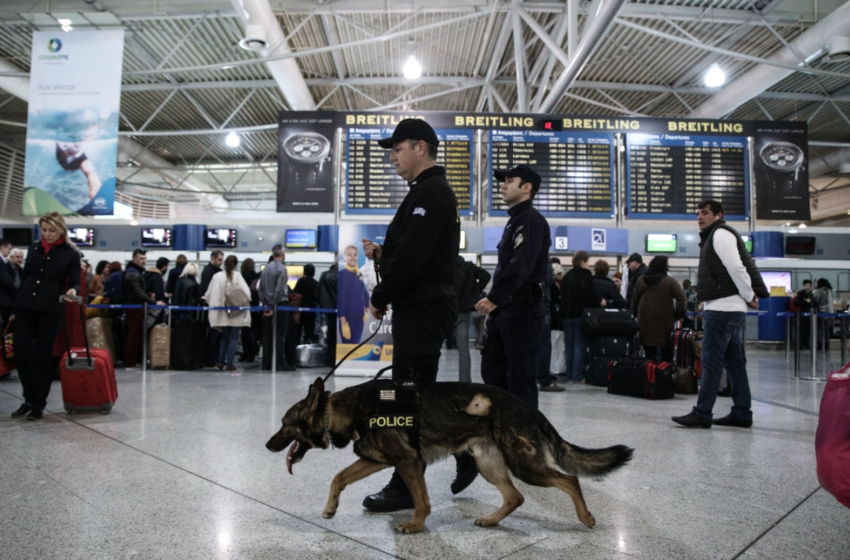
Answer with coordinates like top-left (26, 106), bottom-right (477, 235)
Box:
top-left (1, 0), bottom-right (850, 204)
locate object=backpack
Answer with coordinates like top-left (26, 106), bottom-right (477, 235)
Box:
top-left (224, 277), bottom-right (250, 318)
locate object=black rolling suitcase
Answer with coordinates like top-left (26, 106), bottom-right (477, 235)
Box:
top-left (585, 336), bottom-right (629, 387)
top-left (608, 357), bottom-right (676, 400)
top-left (170, 316), bottom-right (206, 370)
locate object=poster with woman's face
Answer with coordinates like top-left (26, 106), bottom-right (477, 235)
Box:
top-left (334, 224), bottom-right (393, 376)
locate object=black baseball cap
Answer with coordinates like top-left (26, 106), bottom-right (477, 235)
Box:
top-left (626, 253), bottom-right (643, 264)
top-left (494, 164), bottom-right (541, 192)
top-left (377, 119), bottom-right (439, 149)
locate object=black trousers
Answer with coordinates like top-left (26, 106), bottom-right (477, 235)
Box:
top-left (481, 303), bottom-right (546, 409)
top-left (262, 310), bottom-right (289, 369)
top-left (324, 313), bottom-right (337, 365)
top-left (296, 311), bottom-right (317, 344)
top-left (643, 345), bottom-right (673, 362)
top-left (14, 311), bottom-right (64, 410)
top-left (391, 300), bottom-right (457, 382)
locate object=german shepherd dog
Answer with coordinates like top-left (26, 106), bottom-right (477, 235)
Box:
top-left (267, 377), bottom-right (633, 534)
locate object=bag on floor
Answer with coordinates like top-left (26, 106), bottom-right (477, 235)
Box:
top-left (608, 357), bottom-right (675, 400)
top-left (671, 328), bottom-right (696, 368)
top-left (585, 335), bottom-right (628, 387)
top-left (296, 343), bottom-right (327, 368)
top-left (85, 317), bottom-right (116, 364)
top-left (60, 297), bottom-right (118, 414)
top-left (549, 330), bottom-right (566, 375)
top-left (672, 366), bottom-right (698, 394)
top-left (149, 324), bottom-right (171, 369)
top-left (816, 364), bottom-right (850, 508)
top-left (580, 308), bottom-right (640, 340)
top-left (171, 317), bottom-right (206, 370)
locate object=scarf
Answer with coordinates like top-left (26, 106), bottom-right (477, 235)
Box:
top-left (40, 236), bottom-right (65, 253)
top-left (344, 263), bottom-right (360, 276)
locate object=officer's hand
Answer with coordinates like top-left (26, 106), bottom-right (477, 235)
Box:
top-left (600, 299), bottom-right (607, 308)
top-left (475, 297), bottom-right (497, 316)
top-left (362, 238), bottom-right (382, 261)
top-left (370, 303), bottom-right (387, 319)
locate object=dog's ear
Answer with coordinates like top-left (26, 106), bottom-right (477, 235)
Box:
top-left (305, 377), bottom-right (325, 414)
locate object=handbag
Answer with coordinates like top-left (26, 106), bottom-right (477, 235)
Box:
top-left (816, 363), bottom-right (850, 508)
top-left (0, 319), bottom-right (14, 379)
top-left (580, 308), bottom-right (640, 340)
top-left (672, 366), bottom-right (698, 394)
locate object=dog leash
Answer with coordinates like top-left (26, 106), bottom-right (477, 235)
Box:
top-left (322, 315), bottom-right (384, 382)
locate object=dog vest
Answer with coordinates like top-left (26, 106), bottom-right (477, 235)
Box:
top-left (356, 378), bottom-right (420, 450)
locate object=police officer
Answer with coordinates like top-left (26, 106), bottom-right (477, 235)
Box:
top-left (360, 118), bottom-right (461, 512)
top-left (476, 164), bottom-right (551, 409)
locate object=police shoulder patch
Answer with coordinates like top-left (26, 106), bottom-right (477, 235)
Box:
top-left (514, 233), bottom-right (524, 248)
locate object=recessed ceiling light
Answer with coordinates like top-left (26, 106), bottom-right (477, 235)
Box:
top-left (402, 55), bottom-right (422, 80)
top-left (704, 63), bottom-right (726, 87)
top-left (225, 132), bottom-right (241, 148)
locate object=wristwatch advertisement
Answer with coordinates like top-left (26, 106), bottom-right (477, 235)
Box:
top-left (277, 116), bottom-right (336, 213)
top-left (753, 125), bottom-right (810, 221)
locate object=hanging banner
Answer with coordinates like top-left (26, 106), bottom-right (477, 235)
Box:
top-left (752, 121), bottom-right (810, 221)
top-left (335, 224), bottom-right (393, 376)
top-left (23, 30), bottom-right (124, 216)
top-left (277, 113), bottom-right (336, 213)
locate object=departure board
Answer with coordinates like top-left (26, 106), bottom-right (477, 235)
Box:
top-left (345, 128), bottom-right (474, 215)
top-left (627, 134), bottom-right (748, 219)
top-left (488, 130), bottom-right (615, 218)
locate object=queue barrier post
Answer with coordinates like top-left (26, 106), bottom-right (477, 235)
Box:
top-left (799, 311), bottom-right (828, 382)
top-left (142, 302), bottom-right (148, 375)
top-left (784, 314), bottom-right (790, 362)
top-left (794, 313), bottom-right (801, 377)
top-left (841, 314), bottom-right (847, 366)
top-left (272, 304), bottom-right (277, 375)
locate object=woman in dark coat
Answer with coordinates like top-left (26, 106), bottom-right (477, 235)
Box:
top-left (240, 258), bottom-right (261, 362)
top-left (172, 262), bottom-right (201, 315)
top-left (559, 251), bottom-right (605, 382)
top-left (12, 212), bottom-right (81, 420)
top-left (631, 255), bottom-right (686, 362)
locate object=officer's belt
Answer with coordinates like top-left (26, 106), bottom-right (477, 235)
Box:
top-left (507, 282), bottom-right (546, 306)
top-left (355, 379), bottom-right (420, 450)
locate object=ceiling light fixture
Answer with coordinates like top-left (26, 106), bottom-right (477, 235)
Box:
top-left (402, 54), bottom-right (422, 80)
top-left (799, 223), bottom-right (807, 228)
top-left (704, 63), bottom-right (726, 88)
top-left (225, 132), bottom-right (241, 148)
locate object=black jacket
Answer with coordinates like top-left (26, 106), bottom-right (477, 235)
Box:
top-left (697, 220), bottom-right (769, 303)
top-left (593, 274), bottom-right (626, 309)
top-left (165, 265), bottom-right (185, 296)
top-left (454, 256), bottom-right (491, 311)
top-left (242, 270), bottom-right (260, 306)
top-left (144, 269), bottom-right (167, 303)
top-left (0, 259), bottom-right (16, 307)
top-left (14, 241), bottom-right (81, 315)
top-left (559, 265), bottom-right (602, 319)
top-left (173, 276), bottom-right (201, 308)
top-left (626, 263), bottom-right (647, 308)
top-left (318, 264), bottom-right (338, 310)
top-left (488, 199), bottom-right (551, 306)
top-left (293, 276), bottom-right (319, 308)
top-left (200, 263), bottom-right (221, 295)
top-left (371, 166), bottom-right (460, 310)
top-left (123, 262), bottom-right (155, 304)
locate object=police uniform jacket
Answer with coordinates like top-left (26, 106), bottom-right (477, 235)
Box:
top-left (487, 199), bottom-right (551, 307)
top-left (371, 166), bottom-right (460, 310)
top-left (14, 241), bottom-right (81, 315)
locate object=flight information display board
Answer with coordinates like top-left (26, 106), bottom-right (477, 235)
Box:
top-left (488, 130), bottom-right (614, 218)
top-left (627, 134), bottom-right (748, 219)
top-left (345, 128), bottom-right (474, 215)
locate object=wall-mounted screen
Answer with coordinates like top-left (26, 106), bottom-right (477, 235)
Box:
top-left (141, 228), bottom-right (172, 248)
top-left (760, 271), bottom-right (792, 293)
top-left (646, 233), bottom-right (677, 253)
top-left (4, 228), bottom-right (33, 247)
top-left (785, 236), bottom-right (815, 255)
top-left (68, 227), bottom-right (94, 247)
top-left (206, 228), bottom-right (237, 248)
top-left (460, 230), bottom-right (467, 251)
top-left (285, 229), bottom-right (317, 249)
top-left (741, 234), bottom-right (754, 254)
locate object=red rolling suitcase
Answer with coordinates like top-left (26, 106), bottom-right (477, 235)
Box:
top-left (59, 296), bottom-right (118, 414)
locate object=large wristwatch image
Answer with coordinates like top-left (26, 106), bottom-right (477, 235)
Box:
top-left (759, 142), bottom-right (805, 194)
top-left (282, 132), bottom-right (332, 189)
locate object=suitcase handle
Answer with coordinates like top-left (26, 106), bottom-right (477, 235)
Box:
top-left (60, 295), bottom-right (92, 367)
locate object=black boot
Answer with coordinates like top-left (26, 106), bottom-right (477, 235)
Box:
top-left (362, 471), bottom-right (414, 512)
top-left (451, 452), bottom-right (479, 495)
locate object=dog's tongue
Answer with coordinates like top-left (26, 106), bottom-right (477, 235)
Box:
top-left (286, 441), bottom-right (297, 475)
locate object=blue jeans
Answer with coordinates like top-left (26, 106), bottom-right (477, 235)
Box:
top-left (692, 311), bottom-right (751, 421)
top-left (218, 326), bottom-right (240, 367)
top-left (562, 318), bottom-right (587, 382)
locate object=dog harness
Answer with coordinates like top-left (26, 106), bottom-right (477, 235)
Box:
top-left (355, 373), bottom-right (420, 450)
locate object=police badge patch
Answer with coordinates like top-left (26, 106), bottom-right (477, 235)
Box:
top-left (514, 233), bottom-right (524, 248)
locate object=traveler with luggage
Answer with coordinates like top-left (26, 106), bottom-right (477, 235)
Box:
top-left (10, 212), bottom-right (81, 421)
top-left (813, 278), bottom-right (835, 351)
top-left (170, 263), bottom-right (205, 370)
top-left (239, 258), bottom-right (261, 362)
top-left (631, 256), bottom-right (686, 362)
top-left (292, 263), bottom-right (319, 344)
top-left (259, 245), bottom-right (293, 371)
top-left (592, 260), bottom-right (626, 309)
top-left (560, 251), bottom-right (606, 383)
top-left (123, 249), bottom-right (165, 368)
top-left (205, 255), bottom-right (251, 371)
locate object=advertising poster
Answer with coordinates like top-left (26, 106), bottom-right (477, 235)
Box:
top-left (277, 112), bottom-right (336, 213)
top-left (335, 224), bottom-right (393, 376)
top-left (23, 30), bottom-right (124, 216)
top-left (753, 122), bottom-right (810, 221)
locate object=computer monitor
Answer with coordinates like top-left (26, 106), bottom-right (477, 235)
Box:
top-left (4, 228), bottom-right (33, 247)
top-left (785, 236), bottom-right (815, 255)
top-left (68, 228), bottom-right (95, 247)
top-left (141, 228), bottom-right (172, 248)
top-left (285, 229), bottom-right (317, 249)
top-left (646, 233), bottom-right (677, 253)
top-left (205, 228), bottom-right (237, 248)
top-left (760, 271), bottom-right (792, 294)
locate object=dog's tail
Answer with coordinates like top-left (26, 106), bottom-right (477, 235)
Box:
top-left (554, 440), bottom-right (633, 478)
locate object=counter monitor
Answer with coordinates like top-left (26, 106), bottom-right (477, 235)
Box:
top-left (205, 228), bottom-right (237, 248)
top-left (141, 228), bottom-right (172, 248)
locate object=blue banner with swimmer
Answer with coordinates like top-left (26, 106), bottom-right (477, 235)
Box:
top-left (335, 224), bottom-right (394, 376)
top-left (24, 30), bottom-right (124, 216)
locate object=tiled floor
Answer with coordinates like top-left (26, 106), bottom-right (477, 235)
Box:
top-left (1, 344), bottom-right (848, 559)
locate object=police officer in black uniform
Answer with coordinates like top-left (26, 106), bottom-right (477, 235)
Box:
top-left (360, 118), bottom-right (461, 512)
top-left (476, 164), bottom-right (551, 409)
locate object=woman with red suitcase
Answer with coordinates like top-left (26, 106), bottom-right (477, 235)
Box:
top-left (10, 212), bottom-right (80, 420)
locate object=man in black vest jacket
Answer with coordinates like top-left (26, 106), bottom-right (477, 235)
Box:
top-left (673, 200), bottom-right (769, 429)
top-left (360, 118), bottom-right (461, 513)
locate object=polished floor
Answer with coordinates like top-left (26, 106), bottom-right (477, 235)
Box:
top-left (1, 344), bottom-right (848, 560)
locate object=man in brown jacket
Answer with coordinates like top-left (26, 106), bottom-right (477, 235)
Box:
top-left (631, 255), bottom-right (686, 362)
